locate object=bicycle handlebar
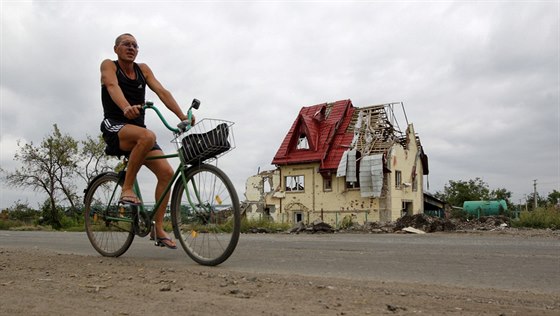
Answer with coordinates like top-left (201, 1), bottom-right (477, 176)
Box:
top-left (143, 99), bottom-right (200, 134)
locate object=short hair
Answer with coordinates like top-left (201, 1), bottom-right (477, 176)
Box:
top-left (115, 33), bottom-right (135, 46)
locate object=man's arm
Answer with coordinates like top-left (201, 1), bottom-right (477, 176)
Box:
top-left (139, 63), bottom-right (188, 121)
top-left (100, 59), bottom-right (141, 119)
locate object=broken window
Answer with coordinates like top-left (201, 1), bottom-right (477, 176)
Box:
top-left (285, 175), bottom-right (304, 192)
top-left (263, 176), bottom-right (272, 193)
top-left (296, 134), bottom-right (309, 150)
top-left (395, 170), bottom-right (402, 189)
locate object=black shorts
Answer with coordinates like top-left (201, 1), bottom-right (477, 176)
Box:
top-left (100, 118), bottom-right (162, 157)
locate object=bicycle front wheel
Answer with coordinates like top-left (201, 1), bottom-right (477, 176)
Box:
top-left (171, 163), bottom-right (241, 266)
top-left (84, 172), bottom-right (134, 257)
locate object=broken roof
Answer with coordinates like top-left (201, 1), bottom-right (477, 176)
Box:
top-left (272, 99), bottom-right (428, 174)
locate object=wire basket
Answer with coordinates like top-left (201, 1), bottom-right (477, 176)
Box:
top-left (174, 119), bottom-right (235, 165)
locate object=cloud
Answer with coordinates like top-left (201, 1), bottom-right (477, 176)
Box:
top-left (1, 1), bottom-right (558, 209)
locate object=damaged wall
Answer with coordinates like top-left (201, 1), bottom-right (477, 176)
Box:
top-left (385, 123), bottom-right (425, 222)
top-left (244, 164), bottom-right (381, 225)
top-left (244, 170), bottom-right (281, 221)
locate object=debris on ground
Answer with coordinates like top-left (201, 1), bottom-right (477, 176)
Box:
top-left (274, 214), bottom-right (557, 236)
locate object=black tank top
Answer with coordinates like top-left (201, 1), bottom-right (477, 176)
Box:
top-left (101, 61), bottom-right (146, 126)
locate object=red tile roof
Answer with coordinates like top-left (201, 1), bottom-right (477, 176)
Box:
top-left (272, 99), bottom-right (355, 172)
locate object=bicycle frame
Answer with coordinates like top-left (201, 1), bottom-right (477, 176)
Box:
top-left (112, 100), bottom-right (197, 225)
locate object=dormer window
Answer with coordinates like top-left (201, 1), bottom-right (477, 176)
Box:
top-left (296, 134), bottom-right (309, 150)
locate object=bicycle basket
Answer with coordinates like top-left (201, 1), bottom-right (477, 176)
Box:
top-left (179, 119), bottom-right (235, 164)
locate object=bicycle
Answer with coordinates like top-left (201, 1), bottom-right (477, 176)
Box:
top-left (83, 99), bottom-right (241, 266)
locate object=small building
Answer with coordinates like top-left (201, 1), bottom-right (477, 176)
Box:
top-left (244, 99), bottom-right (429, 226)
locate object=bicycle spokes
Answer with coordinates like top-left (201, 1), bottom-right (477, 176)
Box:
top-left (171, 164), bottom-right (240, 266)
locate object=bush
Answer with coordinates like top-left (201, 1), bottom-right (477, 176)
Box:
top-left (59, 214), bottom-right (86, 231)
top-left (340, 215), bottom-right (355, 229)
top-left (513, 207), bottom-right (560, 229)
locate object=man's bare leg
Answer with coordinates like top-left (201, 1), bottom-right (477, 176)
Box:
top-left (118, 125), bottom-right (157, 202)
top-left (145, 150), bottom-right (175, 247)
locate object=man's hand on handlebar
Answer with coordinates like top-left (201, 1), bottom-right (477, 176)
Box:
top-left (180, 113), bottom-right (195, 126)
top-left (123, 104), bottom-right (143, 119)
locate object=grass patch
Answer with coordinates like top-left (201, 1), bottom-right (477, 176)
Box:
top-left (241, 217), bottom-right (291, 233)
top-left (512, 207), bottom-right (560, 229)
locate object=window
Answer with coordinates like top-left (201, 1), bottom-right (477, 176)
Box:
top-left (285, 175), bottom-right (304, 192)
top-left (402, 201), bottom-right (413, 216)
top-left (294, 211), bottom-right (303, 223)
top-left (395, 170), bottom-right (402, 189)
top-left (296, 134), bottom-right (309, 150)
top-left (323, 175), bottom-right (332, 191)
top-left (346, 180), bottom-right (360, 189)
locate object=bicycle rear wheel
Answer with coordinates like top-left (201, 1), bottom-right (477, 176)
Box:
top-left (171, 163), bottom-right (240, 266)
top-left (84, 172), bottom-right (134, 257)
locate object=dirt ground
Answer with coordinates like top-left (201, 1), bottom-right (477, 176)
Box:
top-left (1, 231), bottom-right (559, 316)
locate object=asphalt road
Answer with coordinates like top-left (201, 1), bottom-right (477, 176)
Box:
top-left (0, 231), bottom-right (558, 293)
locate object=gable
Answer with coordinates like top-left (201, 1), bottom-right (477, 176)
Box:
top-left (272, 99), bottom-right (355, 170)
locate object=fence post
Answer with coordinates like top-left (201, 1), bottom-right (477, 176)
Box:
top-left (335, 211), bottom-right (339, 229)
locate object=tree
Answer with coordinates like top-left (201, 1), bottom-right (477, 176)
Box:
top-left (78, 134), bottom-right (114, 185)
top-left (5, 201), bottom-right (40, 223)
top-left (546, 190), bottom-right (560, 207)
top-left (2, 124), bottom-right (79, 229)
top-left (490, 187), bottom-right (513, 209)
top-left (435, 177), bottom-right (490, 207)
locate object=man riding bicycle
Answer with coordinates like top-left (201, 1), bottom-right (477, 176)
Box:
top-left (99, 33), bottom-right (191, 249)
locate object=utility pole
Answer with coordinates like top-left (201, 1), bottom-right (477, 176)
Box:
top-left (533, 179), bottom-right (538, 210)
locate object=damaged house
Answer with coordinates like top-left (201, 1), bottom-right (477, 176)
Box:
top-left (244, 99), bottom-right (429, 225)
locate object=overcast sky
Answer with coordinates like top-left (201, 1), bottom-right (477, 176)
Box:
top-left (1, 1), bottom-right (558, 210)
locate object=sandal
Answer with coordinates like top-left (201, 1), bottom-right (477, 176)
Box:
top-left (154, 237), bottom-right (177, 249)
top-left (118, 195), bottom-right (142, 206)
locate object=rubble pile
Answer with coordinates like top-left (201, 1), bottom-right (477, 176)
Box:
top-left (362, 221), bottom-right (396, 233)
